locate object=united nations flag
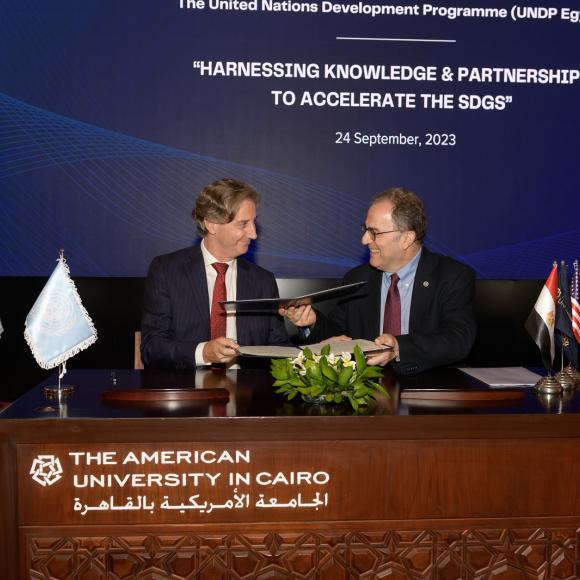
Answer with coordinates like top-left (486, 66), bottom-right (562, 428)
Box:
top-left (24, 253), bottom-right (97, 369)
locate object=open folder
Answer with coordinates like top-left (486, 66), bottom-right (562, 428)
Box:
top-left (220, 281), bottom-right (367, 312)
top-left (238, 339), bottom-right (393, 359)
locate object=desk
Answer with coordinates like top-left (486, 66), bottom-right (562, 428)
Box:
top-left (1, 368), bottom-right (580, 578)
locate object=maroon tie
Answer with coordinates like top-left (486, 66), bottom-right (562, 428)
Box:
top-left (210, 263), bottom-right (229, 339)
top-left (382, 273), bottom-right (401, 336)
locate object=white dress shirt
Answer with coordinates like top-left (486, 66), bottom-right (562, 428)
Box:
top-left (194, 240), bottom-right (237, 366)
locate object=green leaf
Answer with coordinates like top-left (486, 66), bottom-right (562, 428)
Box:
top-left (319, 358), bottom-right (338, 382)
top-left (320, 343), bottom-right (331, 356)
top-left (306, 362), bottom-right (322, 381)
top-left (338, 366), bottom-right (354, 386)
top-left (290, 376), bottom-right (306, 387)
top-left (362, 366), bottom-right (384, 378)
top-left (349, 395), bottom-right (359, 412)
top-left (271, 368), bottom-right (288, 380)
top-left (272, 379), bottom-right (290, 387)
top-left (376, 384), bottom-right (389, 396)
top-left (302, 347), bottom-right (314, 360)
top-left (354, 344), bottom-right (367, 372)
top-left (333, 393), bottom-right (343, 404)
top-left (369, 383), bottom-right (389, 397)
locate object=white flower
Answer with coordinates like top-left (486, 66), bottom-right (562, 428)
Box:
top-left (326, 353), bottom-right (337, 365)
top-left (341, 352), bottom-right (352, 362)
top-left (343, 359), bottom-right (356, 368)
top-left (291, 352), bottom-right (306, 370)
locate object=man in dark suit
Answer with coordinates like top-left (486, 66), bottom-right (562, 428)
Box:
top-left (282, 187), bottom-right (476, 374)
top-left (141, 178), bottom-right (288, 368)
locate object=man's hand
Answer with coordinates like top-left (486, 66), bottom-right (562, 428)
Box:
top-left (278, 304), bottom-right (317, 327)
top-left (202, 337), bottom-right (240, 364)
top-left (366, 334), bottom-right (399, 366)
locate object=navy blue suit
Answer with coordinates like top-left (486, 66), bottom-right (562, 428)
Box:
top-left (308, 248), bottom-right (477, 374)
top-left (141, 245), bottom-right (289, 368)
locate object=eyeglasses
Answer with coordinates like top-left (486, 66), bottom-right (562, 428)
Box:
top-left (361, 224), bottom-right (402, 241)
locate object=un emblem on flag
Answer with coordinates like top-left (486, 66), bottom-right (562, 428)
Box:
top-left (31, 292), bottom-right (77, 337)
top-left (30, 455), bottom-right (64, 486)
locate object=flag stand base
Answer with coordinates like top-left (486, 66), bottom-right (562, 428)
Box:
top-left (534, 375), bottom-right (562, 394)
top-left (554, 369), bottom-right (576, 391)
top-left (561, 365), bottom-right (580, 389)
top-left (44, 385), bottom-right (74, 405)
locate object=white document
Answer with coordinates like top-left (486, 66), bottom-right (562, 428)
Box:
top-left (238, 339), bottom-right (392, 359)
top-left (306, 339), bottom-right (391, 356)
top-left (459, 367), bottom-right (541, 387)
top-left (238, 345), bottom-right (303, 358)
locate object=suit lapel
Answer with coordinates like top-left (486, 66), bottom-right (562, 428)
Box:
top-left (235, 259), bottom-right (252, 343)
top-left (187, 245), bottom-right (210, 332)
top-left (366, 268), bottom-right (383, 337)
top-left (236, 259), bottom-right (252, 300)
top-left (409, 248), bottom-right (436, 333)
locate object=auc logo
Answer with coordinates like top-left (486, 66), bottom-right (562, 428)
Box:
top-left (30, 455), bottom-right (64, 486)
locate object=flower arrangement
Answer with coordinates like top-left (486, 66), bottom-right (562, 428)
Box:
top-left (271, 344), bottom-right (388, 411)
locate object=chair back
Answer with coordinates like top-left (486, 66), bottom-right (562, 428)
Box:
top-left (134, 331), bottom-right (144, 370)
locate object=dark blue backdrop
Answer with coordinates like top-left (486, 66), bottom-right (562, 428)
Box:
top-left (1, 0), bottom-right (579, 278)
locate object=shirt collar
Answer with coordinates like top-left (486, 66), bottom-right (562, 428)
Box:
top-left (384, 247), bottom-right (422, 285)
top-left (200, 239), bottom-right (237, 269)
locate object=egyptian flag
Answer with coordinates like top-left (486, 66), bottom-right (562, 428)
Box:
top-left (525, 263), bottom-right (558, 371)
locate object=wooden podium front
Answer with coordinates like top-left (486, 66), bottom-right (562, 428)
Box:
top-left (2, 368), bottom-right (580, 578)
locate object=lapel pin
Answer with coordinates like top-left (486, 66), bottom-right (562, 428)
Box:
top-left (422, 280), bottom-right (429, 287)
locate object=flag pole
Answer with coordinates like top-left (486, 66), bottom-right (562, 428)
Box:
top-left (40, 251), bottom-right (74, 406)
top-left (44, 362), bottom-right (74, 406)
top-left (554, 334), bottom-right (575, 390)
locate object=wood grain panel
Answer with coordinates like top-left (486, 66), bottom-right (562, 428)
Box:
top-left (23, 524), bottom-right (580, 579)
top-left (17, 438), bottom-right (580, 527)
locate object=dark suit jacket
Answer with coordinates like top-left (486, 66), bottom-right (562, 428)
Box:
top-left (141, 245), bottom-right (289, 368)
top-left (308, 248), bottom-right (477, 374)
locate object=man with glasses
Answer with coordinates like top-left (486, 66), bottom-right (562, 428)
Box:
top-left (281, 187), bottom-right (476, 374)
